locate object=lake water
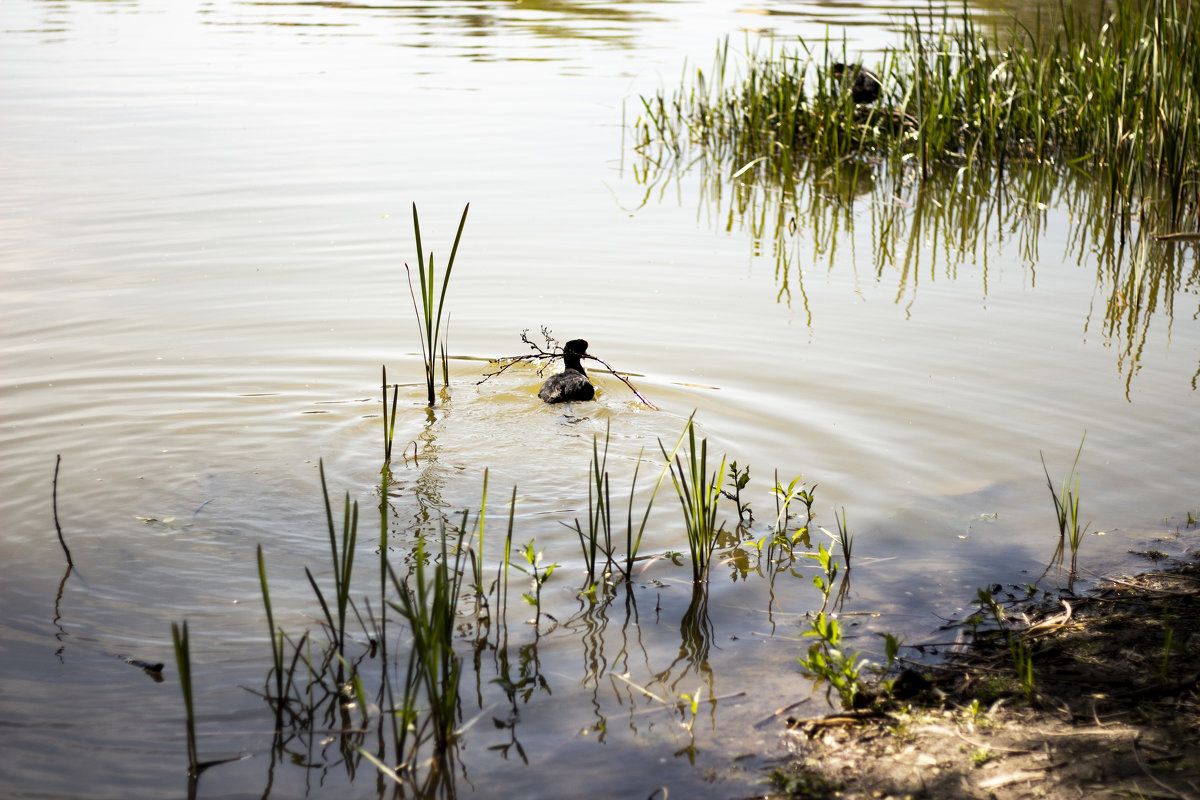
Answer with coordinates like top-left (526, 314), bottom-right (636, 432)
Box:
top-left (1, 0), bottom-right (1197, 798)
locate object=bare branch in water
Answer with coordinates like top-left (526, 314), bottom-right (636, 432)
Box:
top-left (478, 328), bottom-right (659, 410)
top-left (52, 454), bottom-right (74, 567)
top-left (582, 352), bottom-right (659, 410)
top-left (477, 328), bottom-right (562, 380)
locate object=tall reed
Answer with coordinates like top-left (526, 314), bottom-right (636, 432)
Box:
top-left (833, 506), bottom-right (853, 571)
top-left (256, 545), bottom-right (286, 727)
top-left (661, 417), bottom-right (726, 583)
top-left (407, 203), bottom-right (470, 407)
top-left (637, 0), bottom-right (1199, 227)
top-left (570, 423), bottom-right (668, 584)
top-left (387, 529), bottom-right (467, 760)
top-left (381, 365), bottom-right (400, 466)
top-left (304, 460), bottom-right (359, 668)
top-left (573, 426), bottom-right (615, 583)
top-left (170, 621), bottom-right (200, 776)
top-left (1042, 434), bottom-right (1088, 585)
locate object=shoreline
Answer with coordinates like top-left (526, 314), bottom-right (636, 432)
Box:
top-left (761, 556), bottom-right (1200, 800)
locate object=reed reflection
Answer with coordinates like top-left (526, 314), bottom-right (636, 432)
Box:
top-left (633, 146), bottom-right (1199, 392)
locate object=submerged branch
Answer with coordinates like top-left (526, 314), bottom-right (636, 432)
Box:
top-left (478, 328), bottom-right (659, 410)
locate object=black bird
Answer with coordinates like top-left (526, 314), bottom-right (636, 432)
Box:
top-left (832, 63), bottom-right (881, 105)
top-left (538, 339), bottom-right (595, 404)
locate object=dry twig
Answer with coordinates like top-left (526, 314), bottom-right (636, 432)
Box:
top-left (478, 328), bottom-right (658, 409)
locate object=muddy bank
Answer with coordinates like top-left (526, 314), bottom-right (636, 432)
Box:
top-left (762, 558), bottom-right (1200, 800)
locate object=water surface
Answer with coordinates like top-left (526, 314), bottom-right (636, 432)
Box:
top-left (1, 0), bottom-right (1197, 797)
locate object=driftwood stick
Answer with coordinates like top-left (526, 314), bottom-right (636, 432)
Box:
top-left (52, 455), bottom-right (74, 567)
top-left (582, 353), bottom-right (659, 410)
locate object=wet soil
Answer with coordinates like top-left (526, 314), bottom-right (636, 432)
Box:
top-left (761, 558), bottom-right (1200, 800)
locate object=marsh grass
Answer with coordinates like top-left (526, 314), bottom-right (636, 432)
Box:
top-left (386, 529), bottom-right (467, 762)
top-left (170, 620), bottom-right (200, 776)
top-left (661, 417), bottom-right (726, 583)
top-left (161, 350), bottom-right (1177, 795)
top-left (1042, 435), bottom-right (1088, 587)
top-left (570, 422), bottom-right (672, 586)
top-left (833, 506), bottom-right (853, 571)
top-left (307, 460), bottom-right (359, 666)
top-left (256, 545), bottom-right (286, 727)
top-left (636, 0), bottom-right (1199, 229)
top-left (381, 365), bottom-right (400, 467)
top-left (406, 203), bottom-right (469, 407)
top-left (572, 426), bottom-right (619, 584)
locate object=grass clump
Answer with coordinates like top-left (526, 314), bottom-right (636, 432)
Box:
top-left (386, 531), bottom-right (468, 761)
top-left (570, 422), bottom-right (676, 588)
top-left (636, 0), bottom-right (1200, 228)
top-left (406, 203), bottom-right (470, 407)
top-left (661, 416), bottom-right (727, 583)
top-left (1042, 435), bottom-right (1088, 588)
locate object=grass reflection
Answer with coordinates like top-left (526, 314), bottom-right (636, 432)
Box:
top-left (630, 0), bottom-right (1199, 391)
top-left (632, 139), bottom-right (1200, 393)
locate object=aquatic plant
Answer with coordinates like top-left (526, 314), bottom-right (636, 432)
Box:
top-left (570, 422), bottom-right (671, 586)
top-left (797, 612), bottom-right (865, 709)
top-left (406, 203), bottom-right (469, 407)
top-left (1042, 435), bottom-right (1088, 587)
top-left (163, 359), bottom-right (1145, 795)
top-left (833, 506), bottom-right (853, 571)
top-left (307, 460), bottom-right (359, 665)
top-left (170, 620), bottom-right (200, 776)
top-left (661, 417), bottom-right (726, 583)
top-left (724, 461), bottom-right (752, 523)
top-left (381, 365), bottom-right (400, 467)
top-left (763, 472), bottom-right (814, 551)
top-left (256, 545), bottom-right (286, 727)
top-left (572, 425), bottom-right (619, 585)
top-left (800, 613), bottom-right (898, 711)
top-left (806, 540), bottom-right (839, 615)
top-left (514, 539), bottom-right (557, 629)
top-left (636, 0), bottom-right (1200, 229)
top-left (386, 529), bottom-right (468, 761)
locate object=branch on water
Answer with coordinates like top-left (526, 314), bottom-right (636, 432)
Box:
top-left (478, 327), bottom-right (659, 410)
top-left (52, 454), bottom-right (74, 567)
top-left (477, 327), bottom-right (563, 380)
